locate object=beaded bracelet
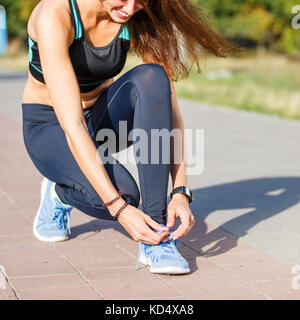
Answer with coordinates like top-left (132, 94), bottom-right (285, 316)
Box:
top-left (101, 190), bottom-right (124, 208)
top-left (112, 201), bottom-right (129, 221)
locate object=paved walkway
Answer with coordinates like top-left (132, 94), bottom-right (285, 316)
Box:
top-left (0, 70), bottom-right (300, 300)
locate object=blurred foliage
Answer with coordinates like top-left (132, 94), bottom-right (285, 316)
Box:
top-left (0, 0), bottom-right (299, 54)
top-left (0, 0), bottom-right (39, 40)
top-left (198, 0), bottom-right (300, 54)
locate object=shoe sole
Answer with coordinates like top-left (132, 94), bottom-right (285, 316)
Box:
top-left (139, 250), bottom-right (190, 275)
top-left (33, 177), bottom-right (69, 242)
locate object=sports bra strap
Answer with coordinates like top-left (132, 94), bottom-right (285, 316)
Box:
top-left (68, 0), bottom-right (83, 40)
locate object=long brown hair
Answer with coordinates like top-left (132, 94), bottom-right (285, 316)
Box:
top-left (128, 0), bottom-right (243, 81)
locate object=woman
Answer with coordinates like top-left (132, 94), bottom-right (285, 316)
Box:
top-left (22, 0), bottom-right (241, 274)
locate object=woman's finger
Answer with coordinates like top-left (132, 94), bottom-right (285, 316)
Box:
top-left (173, 216), bottom-right (194, 239)
top-left (166, 209), bottom-right (176, 228)
top-left (142, 227), bottom-right (170, 245)
top-left (145, 216), bottom-right (169, 232)
top-left (171, 216), bottom-right (191, 239)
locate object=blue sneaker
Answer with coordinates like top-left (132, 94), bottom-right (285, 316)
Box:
top-left (33, 177), bottom-right (72, 242)
top-left (136, 228), bottom-right (190, 274)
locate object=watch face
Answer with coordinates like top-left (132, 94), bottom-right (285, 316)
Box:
top-left (183, 186), bottom-right (191, 196)
top-left (171, 186), bottom-right (193, 202)
top-left (187, 187), bottom-right (194, 201)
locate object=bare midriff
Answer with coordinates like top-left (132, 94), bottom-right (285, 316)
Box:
top-left (22, 72), bottom-right (105, 109)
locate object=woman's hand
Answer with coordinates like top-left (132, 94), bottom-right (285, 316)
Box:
top-left (164, 194), bottom-right (195, 241)
top-left (112, 203), bottom-right (170, 245)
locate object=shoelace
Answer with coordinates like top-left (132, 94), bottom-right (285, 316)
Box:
top-left (64, 210), bottom-right (71, 236)
top-left (47, 207), bottom-right (71, 236)
top-left (135, 235), bottom-right (178, 270)
top-left (148, 239), bottom-right (179, 256)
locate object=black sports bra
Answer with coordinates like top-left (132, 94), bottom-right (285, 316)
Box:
top-left (28, 0), bottom-right (130, 93)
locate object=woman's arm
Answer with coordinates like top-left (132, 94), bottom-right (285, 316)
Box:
top-left (166, 81), bottom-right (195, 239)
top-left (36, 2), bottom-right (122, 216)
top-left (34, 1), bottom-right (169, 244)
top-left (169, 81), bottom-right (188, 202)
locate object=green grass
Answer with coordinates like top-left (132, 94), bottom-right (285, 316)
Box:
top-left (1, 43), bottom-right (299, 121)
top-left (173, 53), bottom-right (300, 121)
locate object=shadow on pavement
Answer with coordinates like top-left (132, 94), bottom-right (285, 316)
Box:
top-left (69, 176), bottom-right (300, 274)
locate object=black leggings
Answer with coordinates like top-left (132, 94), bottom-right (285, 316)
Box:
top-left (22, 63), bottom-right (173, 225)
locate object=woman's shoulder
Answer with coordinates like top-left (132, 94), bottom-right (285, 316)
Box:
top-left (39, 0), bottom-right (70, 12)
top-left (28, 0), bottom-right (73, 42)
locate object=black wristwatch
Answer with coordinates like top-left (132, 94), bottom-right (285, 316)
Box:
top-left (170, 186), bottom-right (194, 203)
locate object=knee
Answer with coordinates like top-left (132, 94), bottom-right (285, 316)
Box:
top-left (130, 63), bottom-right (171, 96)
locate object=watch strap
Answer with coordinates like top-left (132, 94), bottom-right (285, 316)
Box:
top-left (170, 186), bottom-right (194, 203)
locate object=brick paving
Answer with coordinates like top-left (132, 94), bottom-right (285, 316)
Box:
top-left (0, 112), bottom-right (299, 300)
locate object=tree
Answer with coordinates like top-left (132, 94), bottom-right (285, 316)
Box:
top-left (197, 0), bottom-right (300, 54)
